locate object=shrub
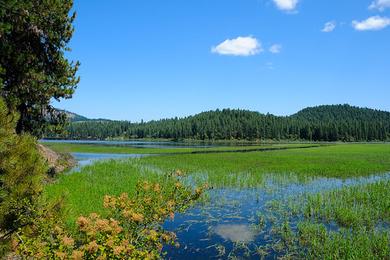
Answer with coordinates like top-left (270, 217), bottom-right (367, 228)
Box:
top-left (0, 98), bottom-right (47, 254)
top-left (13, 176), bottom-right (206, 259)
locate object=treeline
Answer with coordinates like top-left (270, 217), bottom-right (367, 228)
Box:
top-left (47, 105), bottom-right (390, 142)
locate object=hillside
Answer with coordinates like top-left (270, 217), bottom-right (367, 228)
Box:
top-left (47, 105), bottom-right (390, 142)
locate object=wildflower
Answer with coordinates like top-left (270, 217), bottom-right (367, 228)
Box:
top-left (144, 196), bottom-right (152, 204)
top-left (55, 251), bottom-right (67, 259)
top-left (148, 230), bottom-right (158, 241)
top-left (161, 233), bottom-right (171, 242)
top-left (103, 195), bottom-right (116, 208)
top-left (62, 235), bottom-right (75, 247)
top-left (175, 182), bottom-right (182, 189)
top-left (167, 200), bottom-right (175, 208)
top-left (110, 219), bottom-right (123, 234)
top-left (71, 250), bottom-right (84, 260)
top-left (142, 181), bottom-right (150, 191)
top-left (95, 219), bottom-right (110, 232)
top-left (121, 239), bottom-right (129, 247)
top-left (106, 238), bottom-right (115, 248)
top-left (113, 245), bottom-right (125, 256)
top-left (86, 240), bottom-right (99, 253)
top-left (175, 169), bottom-right (184, 176)
top-left (131, 213), bottom-right (144, 223)
top-left (76, 216), bottom-right (89, 230)
top-left (153, 183), bottom-right (161, 193)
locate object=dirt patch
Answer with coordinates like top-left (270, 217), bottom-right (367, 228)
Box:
top-left (37, 144), bottom-right (76, 175)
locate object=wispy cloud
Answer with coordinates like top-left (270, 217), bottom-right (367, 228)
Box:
top-left (211, 36), bottom-right (262, 56)
top-left (272, 0), bottom-right (299, 11)
top-left (322, 21), bottom-right (336, 32)
top-left (269, 44), bottom-right (282, 54)
top-left (369, 0), bottom-right (390, 11)
top-left (352, 16), bottom-right (390, 31)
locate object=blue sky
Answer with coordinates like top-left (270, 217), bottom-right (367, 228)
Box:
top-left (55, 0), bottom-right (390, 121)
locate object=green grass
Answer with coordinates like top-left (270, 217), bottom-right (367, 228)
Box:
top-left (294, 180), bottom-right (390, 259)
top-left (42, 141), bottom-right (319, 155)
top-left (140, 144), bottom-right (390, 187)
top-left (44, 159), bottom-right (162, 228)
top-left (304, 180), bottom-right (390, 229)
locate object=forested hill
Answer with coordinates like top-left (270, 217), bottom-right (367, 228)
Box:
top-left (47, 105), bottom-right (390, 141)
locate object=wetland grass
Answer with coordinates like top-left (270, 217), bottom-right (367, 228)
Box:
top-left (44, 143), bottom-right (390, 258)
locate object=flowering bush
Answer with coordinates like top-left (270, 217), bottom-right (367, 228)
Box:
top-left (13, 172), bottom-right (207, 259)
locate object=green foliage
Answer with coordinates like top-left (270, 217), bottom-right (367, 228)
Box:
top-left (14, 178), bottom-right (205, 259)
top-left (0, 0), bottom-right (79, 136)
top-left (49, 105), bottom-right (390, 141)
top-left (0, 98), bottom-right (46, 253)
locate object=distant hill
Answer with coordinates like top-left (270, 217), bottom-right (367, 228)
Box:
top-left (61, 110), bottom-right (89, 122)
top-left (292, 104), bottom-right (390, 123)
top-left (47, 105), bottom-right (390, 142)
top-left (56, 109), bottom-right (111, 123)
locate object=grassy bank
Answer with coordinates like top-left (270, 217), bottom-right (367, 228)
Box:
top-left (44, 159), bottom-right (162, 228)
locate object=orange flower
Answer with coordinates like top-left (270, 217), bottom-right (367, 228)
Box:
top-left (62, 235), bottom-right (75, 247)
top-left (55, 251), bottom-right (67, 259)
top-left (142, 181), bottom-right (150, 191)
top-left (110, 218), bottom-right (123, 234)
top-left (71, 250), bottom-right (84, 260)
top-left (131, 213), bottom-right (144, 223)
top-left (86, 240), bottom-right (99, 253)
top-left (76, 216), bottom-right (89, 230)
top-left (95, 219), bottom-right (110, 232)
top-left (113, 245), bottom-right (125, 256)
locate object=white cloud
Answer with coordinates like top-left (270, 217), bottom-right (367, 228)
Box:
top-left (369, 0), bottom-right (390, 11)
top-left (352, 16), bottom-right (390, 31)
top-left (322, 21), bottom-right (336, 32)
top-left (269, 44), bottom-right (282, 54)
top-left (211, 36), bottom-right (262, 56)
top-left (272, 0), bottom-right (299, 11)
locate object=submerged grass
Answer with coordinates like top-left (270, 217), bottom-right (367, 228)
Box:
top-left (295, 180), bottom-right (390, 259)
top-left (304, 180), bottom-right (390, 229)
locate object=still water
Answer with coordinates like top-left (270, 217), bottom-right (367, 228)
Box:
top-left (163, 173), bottom-right (390, 259)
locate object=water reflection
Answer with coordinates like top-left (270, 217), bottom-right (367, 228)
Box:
top-left (164, 173), bottom-right (390, 259)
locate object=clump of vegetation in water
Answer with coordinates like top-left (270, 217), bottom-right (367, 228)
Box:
top-left (266, 180), bottom-right (390, 259)
top-left (13, 176), bottom-right (206, 259)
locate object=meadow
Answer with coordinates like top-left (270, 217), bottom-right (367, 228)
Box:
top-left (42, 141), bottom-right (321, 154)
top-left (44, 142), bottom-right (390, 258)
